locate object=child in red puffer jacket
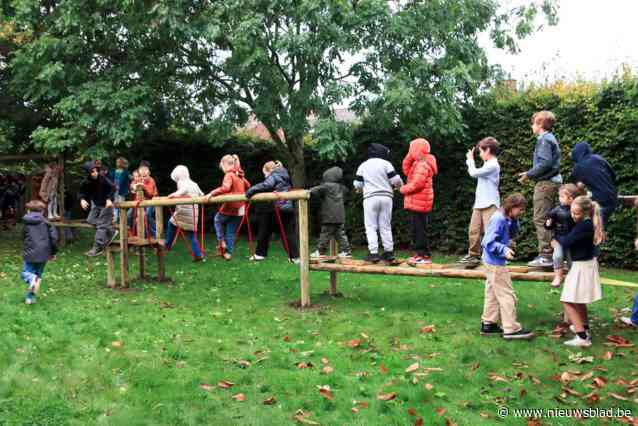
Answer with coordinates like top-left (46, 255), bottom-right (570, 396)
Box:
top-left (400, 138), bottom-right (438, 266)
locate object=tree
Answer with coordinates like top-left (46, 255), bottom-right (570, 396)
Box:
top-left (5, 0), bottom-right (557, 185)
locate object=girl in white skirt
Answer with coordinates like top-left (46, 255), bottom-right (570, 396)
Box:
top-left (553, 195), bottom-right (605, 347)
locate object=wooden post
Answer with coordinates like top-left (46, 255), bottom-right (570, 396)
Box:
top-left (155, 205), bottom-right (164, 243)
top-left (329, 239), bottom-right (338, 295)
top-left (298, 199), bottom-right (311, 307)
top-left (57, 153), bottom-right (66, 247)
top-left (119, 207), bottom-right (129, 288)
top-left (155, 205), bottom-right (166, 281)
top-left (106, 247), bottom-right (116, 288)
top-left (135, 188), bottom-right (145, 279)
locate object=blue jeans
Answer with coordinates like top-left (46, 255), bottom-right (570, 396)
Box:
top-left (552, 243), bottom-right (572, 270)
top-left (146, 207), bottom-right (156, 238)
top-left (164, 221), bottom-right (202, 258)
top-left (214, 213), bottom-right (241, 255)
top-left (21, 262), bottom-right (46, 299)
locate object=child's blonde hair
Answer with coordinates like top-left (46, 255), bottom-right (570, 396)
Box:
top-left (26, 200), bottom-right (46, 212)
top-left (531, 110), bottom-right (556, 131)
top-left (262, 160), bottom-right (283, 175)
top-left (572, 195), bottom-right (605, 245)
top-left (116, 157), bottom-right (129, 169)
top-left (559, 183), bottom-right (585, 199)
top-left (220, 154), bottom-right (239, 171)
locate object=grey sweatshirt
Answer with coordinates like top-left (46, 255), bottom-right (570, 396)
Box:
top-left (354, 158), bottom-right (403, 199)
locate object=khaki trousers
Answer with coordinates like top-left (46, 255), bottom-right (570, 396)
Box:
top-left (533, 181), bottom-right (559, 257)
top-left (467, 205), bottom-right (498, 257)
top-left (481, 264), bottom-right (522, 334)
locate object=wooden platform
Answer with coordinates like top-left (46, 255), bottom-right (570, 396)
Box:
top-left (109, 237), bottom-right (164, 248)
top-left (49, 219), bottom-right (95, 229)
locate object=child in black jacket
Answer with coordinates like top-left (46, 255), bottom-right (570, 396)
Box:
top-left (545, 184), bottom-right (582, 287)
top-left (21, 200), bottom-right (58, 304)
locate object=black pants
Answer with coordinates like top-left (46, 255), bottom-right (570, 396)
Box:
top-left (411, 211), bottom-right (431, 257)
top-left (255, 209), bottom-right (299, 259)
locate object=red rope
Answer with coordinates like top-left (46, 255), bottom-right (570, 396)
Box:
top-left (233, 202), bottom-right (254, 257)
top-left (200, 205), bottom-right (205, 253)
top-left (272, 192), bottom-right (291, 259)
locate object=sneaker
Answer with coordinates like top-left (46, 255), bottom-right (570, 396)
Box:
top-left (29, 277), bottom-right (41, 295)
top-left (564, 335), bottom-right (592, 347)
top-left (620, 317), bottom-right (638, 327)
top-left (408, 255), bottom-right (432, 266)
top-left (310, 250), bottom-right (323, 258)
top-left (223, 253), bottom-right (232, 261)
top-left (528, 256), bottom-right (552, 268)
top-left (337, 252), bottom-right (352, 258)
top-left (363, 253), bottom-right (381, 263)
top-left (193, 256), bottom-right (206, 263)
top-left (25, 296), bottom-right (35, 305)
top-left (568, 324), bottom-right (591, 337)
top-left (290, 258), bottom-right (301, 265)
top-left (381, 251), bottom-right (396, 262)
top-left (480, 322), bottom-right (504, 336)
top-left (459, 254), bottom-right (481, 264)
top-left (550, 276), bottom-right (562, 288)
top-left (502, 329), bottom-right (535, 340)
top-left (249, 254), bottom-right (266, 261)
top-left (86, 246), bottom-right (104, 257)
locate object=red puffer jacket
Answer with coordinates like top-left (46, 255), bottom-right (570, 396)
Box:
top-left (211, 167), bottom-right (251, 216)
top-left (400, 138), bottom-right (438, 213)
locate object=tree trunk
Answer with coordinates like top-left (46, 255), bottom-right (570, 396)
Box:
top-left (287, 138), bottom-right (306, 188)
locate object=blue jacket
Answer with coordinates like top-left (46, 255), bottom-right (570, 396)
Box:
top-left (571, 141), bottom-right (617, 209)
top-left (23, 212), bottom-right (58, 263)
top-left (482, 210), bottom-right (519, 266)
top-left (110, 169), bottom-right (130, 197)
top-left (556, 218), bottom-right (595, 261)
top-left (245, 167), bottom-right (293, 212)
top-left (526, 132), bottom-right (561, 181)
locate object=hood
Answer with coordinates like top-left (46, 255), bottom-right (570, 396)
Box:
top-left (408, 138), bottom-right (438, 175)
top-left (571, 141), bottom-right (592, 163)
top-left (271, 166), bottom-right (290, 181)
top-left (322, 166), bottom-right (343, 183)
top-left (368, 143), bottom-right (390, 160)
top-left (82, 161), bottom-right (99, 174)
top-left (170, 165), bottom-right (190, 183)
top-left (23, 212), bottom-right (46, 225)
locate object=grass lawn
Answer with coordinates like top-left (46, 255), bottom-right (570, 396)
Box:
top-left (1, 228), bottom-right (637, 426)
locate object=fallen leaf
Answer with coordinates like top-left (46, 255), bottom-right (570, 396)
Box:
top-left (602, 351), bottom-right (614, 360)
top-left (348, 339), bottom-right (361, 348)
top-left (609, 392), bottom-right (630, 401)
top-left (436, 407), bottom-right (447, 416)
top-left (425, 383), bottom-right (433, 390)
top-left (470, 362), bottom-right (480, 371)
top-left (583, 391), bottom-right (600, 405)
top-left (111, 341), bottom-right (123, 348)
top-left (352, 401), bottom-right (369, 413)
top-left (568, 352), bottom-right (594, 364)
top-left (560, 371), bottom-right (580, 383)
top-left (296, 362), bottom-right (314, 369)
top-left (488, 372), bottom-right (509, 383)
top-left (321, 357), bottom-right (329, 365)
top-left (318, 385), bottom-right (334, 401)
top-left (407, 408), bottom-right (417, 416)
top-left (379, 363), bottom-right (389, 374)
top-left (479, 412), bottom-right (489, 418)
top-left (321, 366), bottom-right (334, 375)
top-left (562, 387), bottom-right (582, 397)
top-left (377, 392), bottom-right (397, 401)
top-left (527, 419), bottom-right (542, 426)
top-left (405, 363), bottom-right (419, 373)
top-left (593, 377), bottom-right (607, 388)
top-left (529, 375), bottom-right (541, 385)
top-left (420, 325), bottom-right (436, 334)
top-left (282, 335), bottom-right (291, 342)
top-left (292, 410), bottom-right (320, 425)
top-left (199, 383), bottom-right (213, 391)
top-left (520, 388), bottom-right (527, 398)
top-left (217, 380), bottom-right (235, 389)
top-left (237, 360), bottom-right (251, 369)
top-left (606, 335), bottom-right (634, 347)
top-left (579, 372), bottom-right (594, 382)
top-left (415, 418), bottom-right (424, 426)
top-left (263, 396), bottom-right (276, 405)
top-left (360, 332), bottom-right (369, 339)
top-left (445, 418), bottom-right (458, 426)
top-left (232, 393), bottom-right (245, 401)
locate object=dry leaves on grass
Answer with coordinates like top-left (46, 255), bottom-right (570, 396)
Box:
top-left (379, 363), bottom-right (389, 374)
top-left (292, 410), bottom-right (320, 425)
top-left (606, 335), bottom-right (634, 348)
top-left (296, 362), bottom-right (314, 369)
top-left (347, 339), bottom-right (361, 348)
top-left (414, 418), bottom-right (424, 426)
top-left (405, 363), bottom-right (419, 373)
top-left (445, 418), bottom-right (458, 426)
top-left (321, 366), bottom-right (334, 375)
top-left (318, 385), bottom-right (334, 401)
top-left (351, 401), bottom-right (369, 413)
top-left (263, 396), bottom-right (277, 405)
top-left (419, 325), bottom-right (436, 334)
top-left (487, 372), bottom-right (509, 383)
top-left (377, 392), bottom-right (397, 401)
top-left (602, 351), bottom-right (614, 360)
top-left (568, 352), bottom-right (594, 364)
top-left (407, 408), bottom-right (417, 416)
top-left (436, 407), bottom-right (447, 416)
top-left (217, 380), bottom-right (235, 389)
top-left (592, 377), bottom-right (607, 388)
top-left (199, 383), bottom-right (213, 391)
top-left (232, 393), bottom-right (245, 402)
top-left (111, 341), bottom-right (123, 348)
top-left (236, 360), bottom-right (251, 369)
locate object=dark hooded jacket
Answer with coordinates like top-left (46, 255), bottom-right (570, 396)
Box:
top-left (23, 212), bottom-right (58, 263)
top-left (245, 166), bottom-right (293, 212)
top-left (571, 142), bottom-right (617, 209)
top-left (368, 143), bottom-right (391, 161)
top-left (310, 167), bottom-right (347, 224)
top-left (544, 204), bottom-right (574, 237)
top-left (78, 161), bottom-right (116, 207)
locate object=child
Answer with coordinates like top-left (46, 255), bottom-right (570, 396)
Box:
top-left (245, 161), bottom-right (299, 263)
top-left (110, 157), bottom-right (131, 223)
top-left (557, 195), bottom-right (604, 347)
top-left (354, 143), bottom-right (403, 263)
top-left (544, 184), bottom-right (581, 288)
top-left (165, 165), bottom-right (205, 262)
top-left (21, 200), bottom-right (58, 304)
top-left (135, 163), bottom-right (158, 237)
top-left (459, 137), bottom-right (500, 267)
top-left (39, 163), bottom-right (60, 220)
top-left (79, 161), bottom-right (116, 257)
top-left (400, 138), bottom-right (438, 266)
top-left (208, 155), bottom-right (250, 260)
top-left (517, 111), bottom-right (562, 268)
top-left (480, 193), bottom-right (534, 340)
top-left (310, 166), bottom-right (352, 258)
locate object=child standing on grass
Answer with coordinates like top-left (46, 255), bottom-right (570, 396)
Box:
top-left (310, 166), bottom-right (352, 258)
top-left (354, 143), bottom-right (403, 263)
top-left (208, 155), bottom-right (251, 260)
top-left (544, 184), bottom-right (582, 288)
top-left (480, 193), bottom-right (534, 340)
top-left (557, 195), bottom-right (604, 347)
top-left (165, 165), bottom-right (205, 262)
top-left (459, 137), bottom-right (500, 267)
top-left (400, 138), bottom-right (438, 266)
top-left (517, 111), bottom-right (562, 268)
top-left (110, 157), bottom-right (130, 223)
top-left (21, 200), bottom-right (58, 305)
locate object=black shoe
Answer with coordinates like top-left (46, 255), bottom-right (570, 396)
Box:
top-left (364, 253), bottom-right (381, 263)
top-left (459, 254), bottom-right (481, 264)
top-left (381, 251), bottom-right (395, 262)
top-left (502, 328), bottom-right (535, 340)
top-left (480, 322), bottom-right (503, 336)
top-left (86, 246), bottom-right (104, 257)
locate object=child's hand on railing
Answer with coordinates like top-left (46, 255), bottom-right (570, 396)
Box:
top-left (504, 248), bottom-right (515, 260)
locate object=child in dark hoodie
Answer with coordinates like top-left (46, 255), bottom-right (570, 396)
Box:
top-left (79, 161), bottom-right (116, 257)
top-left (21, 200), bottom-right (58, 304)
top-left (245, 161), bottom-right (299, 263)
top-left (570, 141), bottom-right (618, 226)
top-left (310, 166), bottom-right (352, 258)
top-left (400, 138), bottom-right (438, 266)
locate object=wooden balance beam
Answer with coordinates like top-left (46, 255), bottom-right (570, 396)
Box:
top-left (49, 219), bottom-right (94, 229)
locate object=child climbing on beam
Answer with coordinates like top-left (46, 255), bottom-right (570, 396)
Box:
top-left (207, 155), bottom-right (250, 261)
top-left (480, 193), bottom-right (534, 340)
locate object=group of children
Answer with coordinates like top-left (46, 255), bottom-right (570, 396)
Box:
top-left (19, 109), bottom-right (632, 349)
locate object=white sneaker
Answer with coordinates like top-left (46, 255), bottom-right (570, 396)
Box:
top-left (29, 277), bottom-right (41, 295)
top-left (249, 254), bottom-right (265, 261)
top-left (337, 252), bottom-right (352, 258)
top-left (290, 258), bottom-right (300, 265)
top-left (569, 324), bottom-right (591, 338)
top-left (564, 335), bottom-right (592, 347)
top-left (620, 317), bottom-right (638, 327)
top-left (310, 251), bottom-right (322, 258)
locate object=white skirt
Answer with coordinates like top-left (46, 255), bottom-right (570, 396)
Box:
top-left (560, 259), bottom-right (602, 304)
